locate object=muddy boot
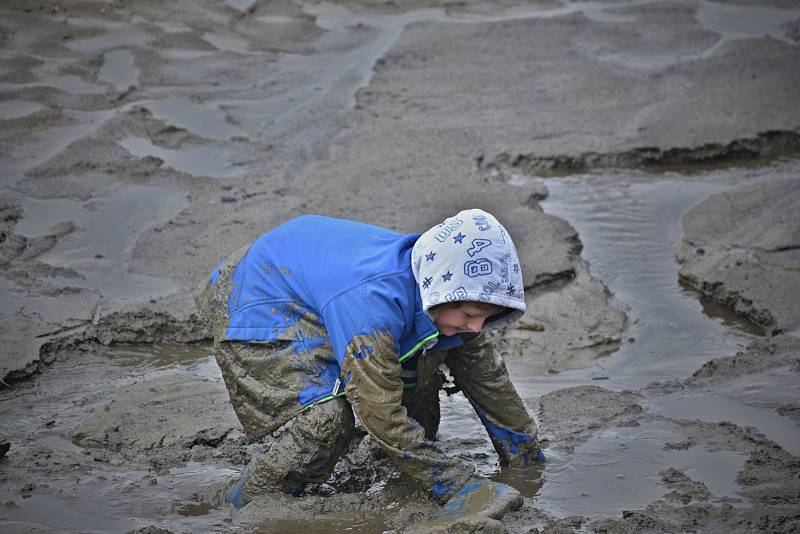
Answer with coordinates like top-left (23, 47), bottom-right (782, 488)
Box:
top-left (405, 479), bottom-right (520, 533)
top-left (224, 456), bottom-right (257, 509)
top-left (435, 478), bottom-right (522, 521)
top-left (0, 440), bottom-right (9, 459)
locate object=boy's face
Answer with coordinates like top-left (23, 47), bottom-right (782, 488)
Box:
top-left (430, 301), bottom-right (505, 337)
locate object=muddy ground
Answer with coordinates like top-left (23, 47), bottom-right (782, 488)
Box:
top-left (1, 0), bottom-right (799, 532)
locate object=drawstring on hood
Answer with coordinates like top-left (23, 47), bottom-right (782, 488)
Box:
top-left (411, 209), bottom-right (526, 329)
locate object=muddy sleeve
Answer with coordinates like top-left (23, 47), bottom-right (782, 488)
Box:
top-left (446, 333), bottom-right (540, 468)
top-left (341, 331), bottom-right (474, 501)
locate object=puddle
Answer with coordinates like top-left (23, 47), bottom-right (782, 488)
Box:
top-left (119, 135), bottom-right (242, 178)
top-left (146, 99), bottom-right (246, 141)
top-left (37, 434), bottom-right (84, 454)
top-left (64, 22), bottom-right (150, 52)
top-left (523, 160), bottom-right (800, 390)
top-left (173, 1), bottom-right (660, 151)
top-left (15, 184), bottom-right (188, 300)
top-left (108, 343), bottom-right (221, 381)
top-left (536, 420), bottom-right (747, 518)
top-left (696, 0), bottom-right (800, 45)
top-left (648, 392), bottom-right (800, 456)
top-left (0, 60), bottom-right (107, 95)
top-left (688, 290), bottom-right (767, 336)
top-left (300, 3), bottom-right (447, 102)
top-left (597, 0), bottom-right (800, 69)
top-left (98, 49), bottom-right (139, 89)
top-left (1, 493), bottom-right (144, 533)
top-left (0, 100), bottom-right (43, 120)
top-left (0, 109), bottom-right (115, 189)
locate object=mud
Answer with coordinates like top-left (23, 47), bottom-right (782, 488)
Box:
top-left (678, 178), bottom-right (800, 334)
top-left (2, 0), bottom-right (800, 532)
top-left (479, 130), bottom-right (800, 176)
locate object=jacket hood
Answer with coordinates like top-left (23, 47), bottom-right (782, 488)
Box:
top-left (411, 209), bottom-right (526, 330)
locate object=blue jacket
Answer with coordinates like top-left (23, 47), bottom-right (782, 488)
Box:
top-left (210, 214), bottom-right (463, 408)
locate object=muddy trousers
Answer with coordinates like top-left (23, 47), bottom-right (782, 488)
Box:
top-left (217, 342), bottom-right (441, 507)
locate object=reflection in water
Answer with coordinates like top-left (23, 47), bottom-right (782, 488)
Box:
top-left (15, 184), bottom-right (188, 300)
top-left (146, 99), bottom-right (247, 141)
top-left (683, 285), bottom-right (766, 336)
top-left (532, 162), bottom-right (800, 389)
top-left (537, 421), bottom-right (747, 517)
top-left (648, 393), bottom-right (800, 456)
top-left (0, 99), bottom-right (43, 120)
top-left (119, 135), bottom-right (242, 178)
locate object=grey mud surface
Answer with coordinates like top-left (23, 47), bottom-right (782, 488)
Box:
top-left (1, 0), bottom-right (799, 533)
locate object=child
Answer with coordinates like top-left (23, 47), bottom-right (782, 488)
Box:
top-left (195, 208), bottom-right (542, 514)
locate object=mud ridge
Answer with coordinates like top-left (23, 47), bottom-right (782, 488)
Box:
top-left (478, 130), bottom-right (800, 176)
top-left (679, 277), bottom-right (776, 333)
top-left (5, 310), bottom-right (207, 384)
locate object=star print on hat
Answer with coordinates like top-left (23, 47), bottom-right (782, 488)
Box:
top-left (411, 208), bottom-right (526, 329)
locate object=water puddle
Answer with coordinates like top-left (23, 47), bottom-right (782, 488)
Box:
top-left (696, 0), bottom-right (800, 45)
top-left (523, 160), bottom-right (800, 390)
top-left (689, 290), bottom-right (767, 336)
top-left (534, 176), bottom-right (739, 388)
top-left (119, 135), bottom-right (242, 178)
top-left (0, 100), bottom-right (43, 120)
top-left (1, 493), bottom-right (145, 533)
top-left (537, 420), bottom-right (746, 518)
top-left (146, 99), bottom-right (246, 141)
top-left (98, 49), bottom-right (139, 89)
top-left (597, 0), bottom-right (800, 69)
top-left (15, 184), bottom-right (188, 300)
top-left (63, 21), bottom-right (151, 53)
top-left (0, 60), bottom-right (107, 95)
top-left (109, 343), bottom-right (221, 381)
top-left (178, 1), bottom-right (661, 150)
top-left (0, 109), bottom-right (115, 189)
top-left (648, 392), bottom-right (800, 456)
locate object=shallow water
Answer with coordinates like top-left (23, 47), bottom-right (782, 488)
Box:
top-left (15, 184), bottom-right (188, 299)
top-left (648, 391), bottom-right (800, 456)
top-left (537, 420), bottom-right (748, 517)
top-left (499, 158), bottom-right (800, 519)
top-left (146, 99), bottom-right (247, 141)
top-left (515, 160), bottom-right (800, 394)
top-left (98, 49), bottom-right (139, 90)
top-left (0, 100), bottom-right (43, 120)
top-left (118, 136), bottom-right (243, 179)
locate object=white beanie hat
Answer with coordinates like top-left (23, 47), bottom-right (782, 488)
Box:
top-left (411, 209), bottom-right (526, 329)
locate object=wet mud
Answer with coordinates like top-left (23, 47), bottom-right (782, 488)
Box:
top-left (2, 0), bottom-right (800, 532)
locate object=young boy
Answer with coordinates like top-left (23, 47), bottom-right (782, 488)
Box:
top-left (195, 208), bottom-right (542, 514)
